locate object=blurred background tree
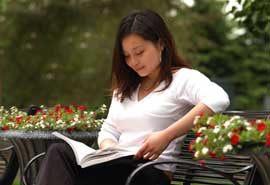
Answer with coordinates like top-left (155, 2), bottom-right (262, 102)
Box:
top-left (0, 0), bottom-right (269, 110)
top-left (226, 0), bottom-right (270, 109)
top-left (229, 0), bottom-right (270, 35)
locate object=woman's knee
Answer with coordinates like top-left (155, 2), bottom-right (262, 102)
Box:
top-left (47, 142), bottom-right (71, 156)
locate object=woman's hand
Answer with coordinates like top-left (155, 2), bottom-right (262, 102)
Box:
top-left (134, 103), bottom-right (215, 160)
top-left (100, 139), bottom-right (118, 150)
top-left (134, 130), bottom-right (172, 160)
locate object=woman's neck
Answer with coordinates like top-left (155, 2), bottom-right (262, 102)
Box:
top-left (141, 69), bottom-right (161, 91)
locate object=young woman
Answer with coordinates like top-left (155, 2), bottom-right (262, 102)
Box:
top-left (36, 9), bottom-right (230, 185)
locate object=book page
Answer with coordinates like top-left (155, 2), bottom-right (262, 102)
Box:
top-left (52, 132), bottom-right (134, 168)
top-left (81, 151), bottom-right (133, 168)
top-left (52, 132), bottom-right (96, 164)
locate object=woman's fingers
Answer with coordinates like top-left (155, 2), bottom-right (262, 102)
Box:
top-left (134, 143), bottom-right (148, 159)
top-left (148, 153), bottom-right (159, 160)
top-left (144, 152), bottom-right (159, 160)
top-left (135, 132), bottom-right (167, 160)
top-left (135, 143), bottom-right (161, 160)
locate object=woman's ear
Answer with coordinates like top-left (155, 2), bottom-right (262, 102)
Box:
top-left (158, 39), bottom-right (164, 52)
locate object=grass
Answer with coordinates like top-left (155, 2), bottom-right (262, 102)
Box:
top-left (12, 173), bottom-right (20, 185)
top-left (12, 179), bottom-right (20, 185)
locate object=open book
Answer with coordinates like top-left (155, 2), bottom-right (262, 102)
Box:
top-left (52, 132), bottom-right (134, 168)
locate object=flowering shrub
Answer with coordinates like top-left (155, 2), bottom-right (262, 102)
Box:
top-left (190, 114), bottom-right (270, 160)
top-left (0, 104), bottom-right (107, 131)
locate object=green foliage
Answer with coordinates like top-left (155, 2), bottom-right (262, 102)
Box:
top-left (0, 0), bottom-right (7, 11)
top-left (0, 0), bottom-right (172, 109)
top-left (229, 0), bottom-right (270, 35)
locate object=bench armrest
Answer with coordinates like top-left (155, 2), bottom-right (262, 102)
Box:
top-left (0, 145), bottom-right (14, 152)
top-left (125, 159), bottom-right (253, 185)
top-left (22, 152), bottom-right (46, 185)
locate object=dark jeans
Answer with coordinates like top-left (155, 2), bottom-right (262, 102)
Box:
top-left (35, 143), bottom-right (171, 185)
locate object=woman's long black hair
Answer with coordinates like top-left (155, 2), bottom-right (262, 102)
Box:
top-left (111, 9), bottom-right (191, 102)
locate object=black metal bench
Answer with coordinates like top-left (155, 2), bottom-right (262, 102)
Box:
top-left (125, 111), bottom-right (270, 185)
top-left (0, 105), bottom-right (41, 185)
top-left (19, 131), bottom-right (97, 185)
top-left (22, 111), bottom-right (270, 185)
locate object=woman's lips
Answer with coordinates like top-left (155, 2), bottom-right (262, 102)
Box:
top-left (135, 66), bottom-right (144, 72)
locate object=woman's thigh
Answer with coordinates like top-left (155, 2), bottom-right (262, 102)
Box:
top-left (75, 156), bottom-right (137, 185)
top-left (75, 156), bottom-right (171, 185)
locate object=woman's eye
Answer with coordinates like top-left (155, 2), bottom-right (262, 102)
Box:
top-left (136, 51), bottom-right (143, 55)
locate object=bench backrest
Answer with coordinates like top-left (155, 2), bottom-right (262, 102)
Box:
top-left (172, 111), bottom-right (270, 185)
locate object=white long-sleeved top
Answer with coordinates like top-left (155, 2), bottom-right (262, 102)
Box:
top-left (98, 68), bottom-right (230, 171)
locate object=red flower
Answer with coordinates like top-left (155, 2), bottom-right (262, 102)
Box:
top-left (233, 129), bottom-right (240, 133)
top-left (198, 160), bottom-right (205, 166)
top-left (55, 115), bottom-right (60, 121)
top-left (36, 109), bottom-right (43, 113)
top-left (64, 107), bottom-right (73, 114)
top-left (203, 138), bottom-right (208, 145)
top-left (67, 127), bottom-right (75, 132)
top-left (55, 105), bottom-right (61, 112)
top-left (209, 151), bottom-right (216, 158)
top-left (266, 133), bottom-right (270, 147)
top-left (2, 126), bottom-right (10, 131)
top-left (209, 124), bottom-right (215, 129)
top-left (78, 105), bottom-right (86, 111)
top-left (196, 132), bottom-right (201, 137)
top-left (188, 140), bottom-right (195, 152)
top-left (230, 134), bottom-right (239, 145)
top-left (266, 140), bottom-right (270, 147)
top-left (16, 116), bottom-right (23, 124)
top-left (257, 122), bottom-right (266, 132)
top-left (199, 113), bottom-right (204, 119)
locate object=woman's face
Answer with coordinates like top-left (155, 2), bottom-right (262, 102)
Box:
top-left (122, 33), bottom-right (163, 79)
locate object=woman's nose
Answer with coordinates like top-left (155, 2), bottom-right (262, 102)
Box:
top-left (129, 56), bottom-right (139, 67)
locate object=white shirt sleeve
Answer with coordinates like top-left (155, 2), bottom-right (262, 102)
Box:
top-left (97, 93), bottom-right (121, 147)
top-left (175, 69), bottom-right (230, 113)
